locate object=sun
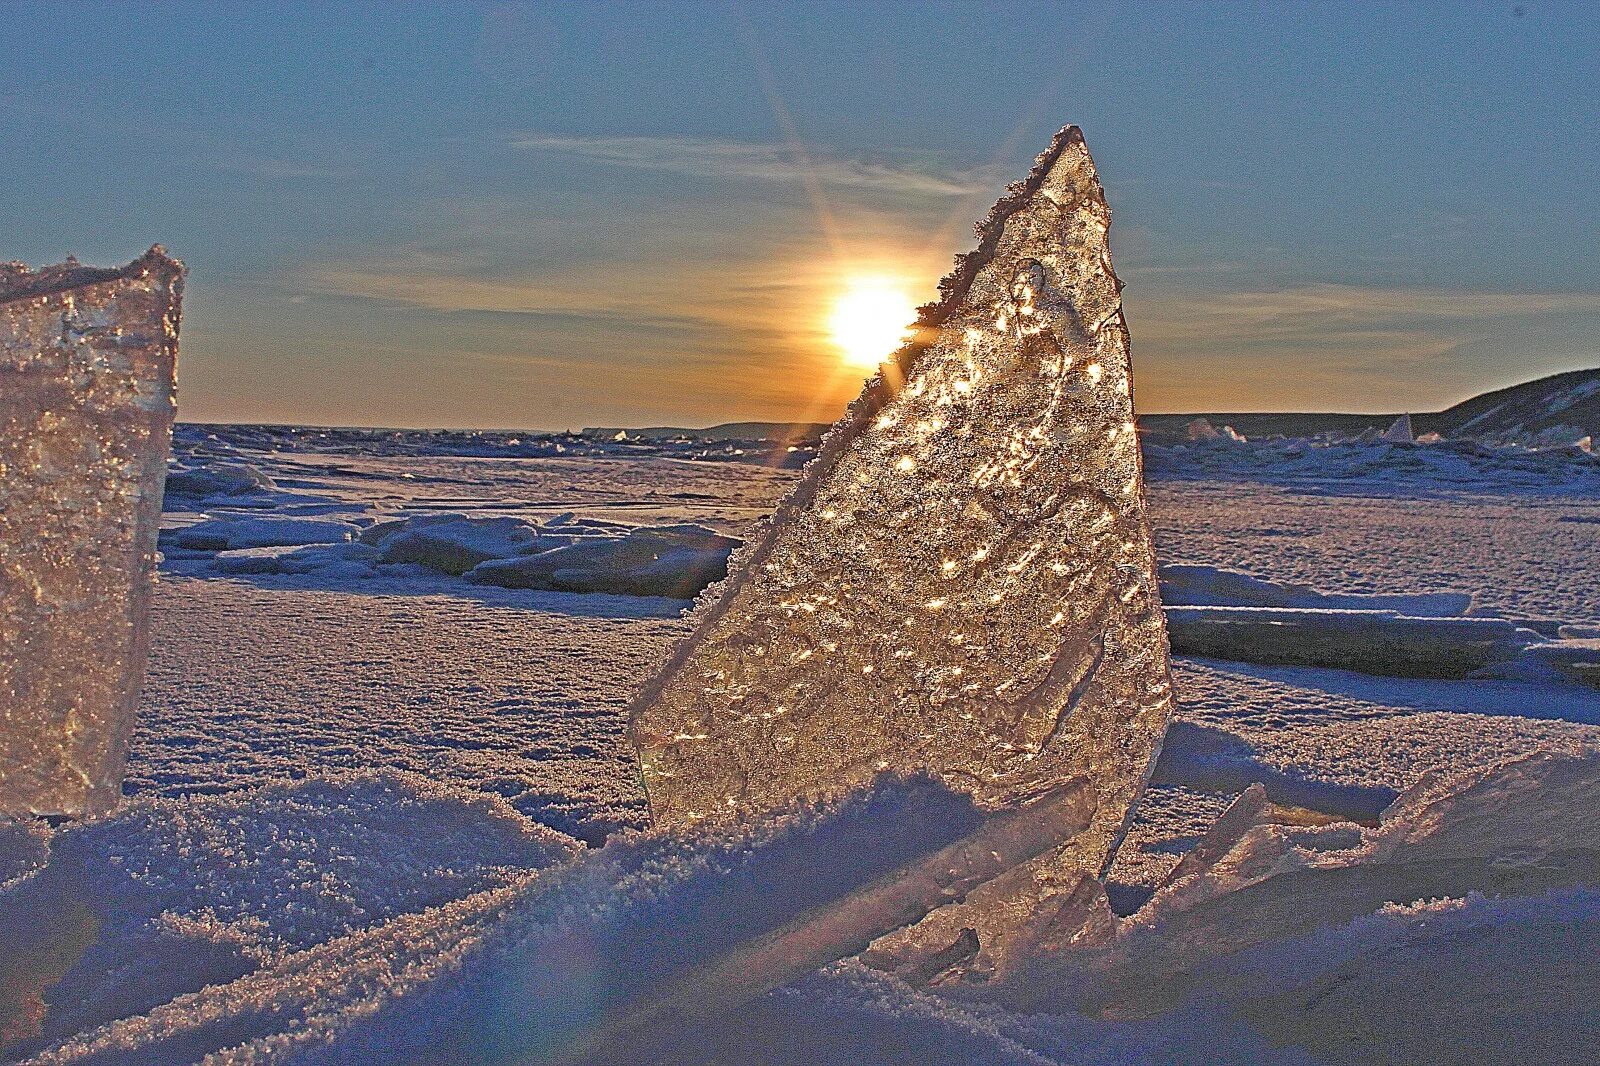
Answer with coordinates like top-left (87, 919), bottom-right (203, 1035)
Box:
top-left (828, 278), bottom-right (917, 372)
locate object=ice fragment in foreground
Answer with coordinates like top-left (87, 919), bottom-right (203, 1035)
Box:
top-left (0, 248), bottom-right (184, 818)
top-left (630, 127), bottom-right (1172, 963)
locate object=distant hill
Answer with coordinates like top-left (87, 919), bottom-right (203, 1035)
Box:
top-left (1423, 367), bottom-right (1600, 440)
top-left (1143, 367), bottom-right (1600, 444)
top-left (588, 368), bottom-right (1600, 446)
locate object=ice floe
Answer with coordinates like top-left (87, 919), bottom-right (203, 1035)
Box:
top-left (163, 518), bottom-right (360, 552)
top-left (465, 524), bottom-right (738, 598)
top-left (362, 514), bottom-right (548, 575)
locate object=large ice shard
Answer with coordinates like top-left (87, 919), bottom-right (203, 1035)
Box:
top-left (0, 248), bottom-right (185, 818)
top-left (629, 128), bottom-right (1172, 965)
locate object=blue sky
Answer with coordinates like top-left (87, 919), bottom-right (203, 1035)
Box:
top-left (4, 1), bottom-right (1597, 429)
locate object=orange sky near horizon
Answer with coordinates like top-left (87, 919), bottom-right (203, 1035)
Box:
top-left (172, 228), bottom-right (1600, 433)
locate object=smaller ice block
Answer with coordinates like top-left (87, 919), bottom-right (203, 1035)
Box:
top-left (0, 248), bottom-right (185, 818)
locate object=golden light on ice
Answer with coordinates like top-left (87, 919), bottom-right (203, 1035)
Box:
top-left (828, 277), bottom-right (916, 371)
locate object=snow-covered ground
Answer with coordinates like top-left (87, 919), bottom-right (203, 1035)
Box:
top-left (4, 424), bottom-right (1600, 1064)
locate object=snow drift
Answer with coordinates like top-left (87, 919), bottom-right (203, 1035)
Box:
top-left (9, 753), bottom-right (1600, 1065)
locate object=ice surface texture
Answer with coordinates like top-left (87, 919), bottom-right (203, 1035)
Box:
top-left (630, 128), bottom-right (1173, 959)
top-left (0, 248), bottom-right (184, 818)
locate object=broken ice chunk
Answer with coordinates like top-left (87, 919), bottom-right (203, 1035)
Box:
top-left (1163, 606), bottom-right (1537, 678)
top-left (629, 128), bottom-right (1172, 965)
top-left (0, 248), bottom-right (185, 818)
top-left (1158, 563), bottom-right (1476, 616)
top-left (1382, 412), bottom-right (1416, 444)
top-left (466, 524), bottom-right (739, 598)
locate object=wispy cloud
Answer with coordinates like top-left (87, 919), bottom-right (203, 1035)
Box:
top-left (297, 226), bottom-right (952, 335)
top-left (1135, 283), bottom-right (1600, 350)
top-left (1189, 284), bottom-right (1600, 329)
top-left (1127, 282), bottom-right (1600, 411)
top-left (304, 262), bottom-right (673, 319)
top-left (299, 256), bottom-right (794, 339)
top-left (1122, 259), bottom-right (1250, 280)
top-left (214, 158), bottom-right (353, 180)
top-left (511, 133), bottom-right (994, 197)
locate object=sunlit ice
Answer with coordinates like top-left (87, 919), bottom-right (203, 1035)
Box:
top-left (827, 276), bottom-right (918, 372)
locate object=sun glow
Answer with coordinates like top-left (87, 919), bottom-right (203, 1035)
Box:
top-left (828, 278), bottom-right (917, 372)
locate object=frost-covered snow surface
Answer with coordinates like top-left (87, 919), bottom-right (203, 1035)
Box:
top-left (0, 250), bottom-right (185, 819)
top-left (5, 392), bottom-right (1600, 1057)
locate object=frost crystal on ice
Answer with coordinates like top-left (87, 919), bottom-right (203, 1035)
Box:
top-left (0, 248), bottom-right (184, 818)
top-left (630, 128), bottom-right (1173, 960)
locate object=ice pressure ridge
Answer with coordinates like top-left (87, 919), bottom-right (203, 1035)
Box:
top-left (630, 127), bottom-right (1174, 964)
top-left (0, 248), bottom-right (184, 818)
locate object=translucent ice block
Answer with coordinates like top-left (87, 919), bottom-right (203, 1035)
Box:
top-left (0, 248), bottom-right (185, 818)
top-left (629, 128), bottom-right (1173, 967)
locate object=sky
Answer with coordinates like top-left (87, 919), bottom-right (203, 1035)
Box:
top-left (4, 1), bottom-right (1598, 430)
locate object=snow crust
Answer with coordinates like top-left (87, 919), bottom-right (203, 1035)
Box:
top-left (949, 752), bottom-right (1600, 1066)
top-left (13, 754), bottom-right (1600, 1066)
top-left (0, 773), bottom-right (575, 1062)
top-left (6, 405), bottom-right (1596, 1062)
top-left (7, 779), bottom-right (1057, 1063)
